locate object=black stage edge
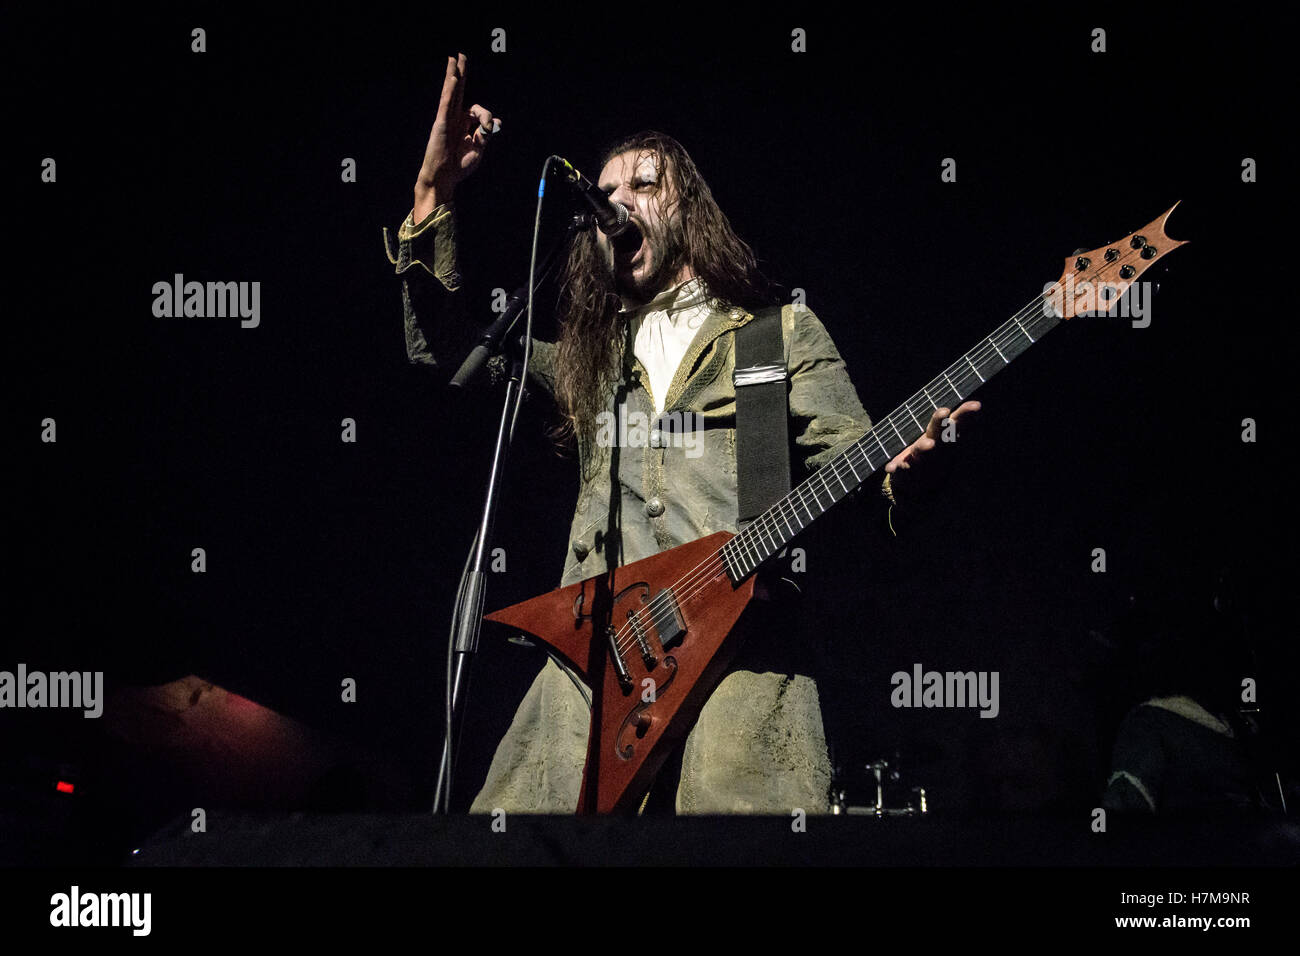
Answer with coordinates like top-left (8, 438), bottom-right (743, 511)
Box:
top-left (123, 811), bottom-right (1299, 867)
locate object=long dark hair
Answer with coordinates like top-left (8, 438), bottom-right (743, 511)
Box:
top-left (552, 131), bottom-right (774, 467)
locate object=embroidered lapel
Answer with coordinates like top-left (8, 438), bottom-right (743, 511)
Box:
top-left (661, 307), bottom-right (754, 412)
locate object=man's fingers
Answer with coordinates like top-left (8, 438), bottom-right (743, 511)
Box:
top-left (921, 400), bottom-right (979, 441)
top-left (450, 52), bottom-right (468, 115)
top-left (436, 55), bottom-right (459, 121)
top-left (886, 433), bottom-right (936, 473)
top-left (468, 105), bottom-right (498, 144)
top-left (887, 401), bottom-right (980, 476)
top-left (925, 407), bottom-right (950, 439)
top-left (949, 400), bottom-right (981, 424)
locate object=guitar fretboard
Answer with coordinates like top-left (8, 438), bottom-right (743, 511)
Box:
top-left (722, 294), bottom-right (1062, 582)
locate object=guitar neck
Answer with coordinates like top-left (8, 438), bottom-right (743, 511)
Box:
top-left (723, 295), bottom-right (1062, 582)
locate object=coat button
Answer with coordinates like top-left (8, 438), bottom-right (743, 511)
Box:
top-left (645, 497), bottom-right (665, 517)
top-left (572, 539), bottom-right (590, 560)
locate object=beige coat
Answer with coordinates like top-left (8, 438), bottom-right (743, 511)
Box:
top-left (384, 204), bottom-right (882, 813)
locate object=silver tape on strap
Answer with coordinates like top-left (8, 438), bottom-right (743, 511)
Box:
top-left (733, 362), bottom-right (788, 387)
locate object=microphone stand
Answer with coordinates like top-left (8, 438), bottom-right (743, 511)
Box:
top-left (432, 211), bottom-right (588, 814)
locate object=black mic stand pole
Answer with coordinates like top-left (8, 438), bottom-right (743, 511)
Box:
top-left (432, 212), bottom-right (587, 814)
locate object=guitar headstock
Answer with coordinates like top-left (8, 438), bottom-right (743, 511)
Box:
top-left (1046, 202), bottom-right (1188, 320)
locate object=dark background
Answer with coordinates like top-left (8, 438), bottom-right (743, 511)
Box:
top-left (8, 9), bottom-right (1292, 860)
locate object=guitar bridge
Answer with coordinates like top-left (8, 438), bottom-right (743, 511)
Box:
top-left (626, 608), bottom-right (657, 669)
top-left (605, 625), bottom-right (633, 689)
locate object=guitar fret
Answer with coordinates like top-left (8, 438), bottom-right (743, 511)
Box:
top-left (989, 337), bottom-right (1007, 363)
top-left (942, 371), bottom-right (963, 400)
top-left (965, 355), bottom-right (985, 383)
top-left (871, 429), bottom-right (890, 460)
top-left (785, 492), bottom-right (800, 522)
top-left (1014, 316), bottom-right (1035, 343)
top-left (888, 418), bottom-right (906, 448)
top-left (799, 490), bottom-right (815, 522)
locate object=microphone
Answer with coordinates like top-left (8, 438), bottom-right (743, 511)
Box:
top-left (550, 155), bottom-right (632, 236)
top-left (449, 286), bottom-right (527, 388)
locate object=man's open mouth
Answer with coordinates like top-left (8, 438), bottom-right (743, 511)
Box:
top-left (611, 221), bottom-right (644, 260)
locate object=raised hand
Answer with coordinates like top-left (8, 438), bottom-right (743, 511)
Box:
top-left (413, 53), bottom-right (502, 221)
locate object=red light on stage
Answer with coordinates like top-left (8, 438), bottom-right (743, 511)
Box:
top-left (55, 781), bottom-right (75, 794)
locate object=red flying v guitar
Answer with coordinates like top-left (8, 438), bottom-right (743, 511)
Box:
top-left (485, 204), bottom-right (1188, 814)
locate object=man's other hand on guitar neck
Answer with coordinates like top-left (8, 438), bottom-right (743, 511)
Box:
top-left (883, 401), bottom-right (982, 503)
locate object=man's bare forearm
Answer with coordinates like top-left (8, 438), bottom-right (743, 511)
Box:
top-left (413, 181), bottom-right (448, 225)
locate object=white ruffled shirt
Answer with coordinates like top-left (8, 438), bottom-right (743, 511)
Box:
top-left (622, 276), bottom-right (714, 415)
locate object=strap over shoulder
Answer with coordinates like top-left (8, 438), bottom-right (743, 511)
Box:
top-left (733, 305), bottom-right (790, 525)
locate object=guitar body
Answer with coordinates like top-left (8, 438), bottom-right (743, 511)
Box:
top-left (484, 531), bottom-right (755, 814)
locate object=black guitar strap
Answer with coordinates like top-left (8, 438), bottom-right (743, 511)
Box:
top-left (733, 305), bottom-right (790, 526)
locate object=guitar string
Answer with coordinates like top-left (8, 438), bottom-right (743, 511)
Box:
top-left (610, 242), bottom-right (1146, 657)
top-left (607, 292), bottom-right (1060, 658)
top-left (726, 286), bottom-right (1063, 574)
top-left (609, 241), bottom-right (1151, 656)
top-left (676, 235), bottom-right (1157, 605)
top-left (642, 264), bottom-right (1094, 637)
top-left (611, 297), bottom-right (1056, 660)
top-left (607, 275), bottom-right (1080, 656)
top-left (731, 302), bottom-right (1052, 560)
top-left (610, 294), bottom-right (1060, 656)
top-left (688, 242), bottom-right (1151, 619)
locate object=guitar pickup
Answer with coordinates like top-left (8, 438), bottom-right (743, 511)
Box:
top-left (649, 588), bottom-right (686, 651)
